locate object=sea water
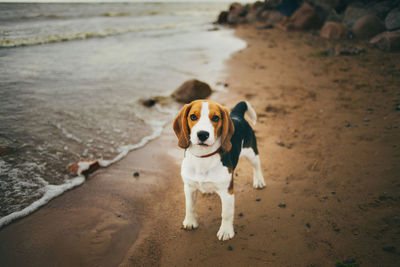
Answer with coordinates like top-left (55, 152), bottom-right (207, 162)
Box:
top-left (0, 2), bottom-right (246, 227)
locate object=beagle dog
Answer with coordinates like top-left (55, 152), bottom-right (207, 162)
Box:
top-left (173, 99), bottom-right (265, 241)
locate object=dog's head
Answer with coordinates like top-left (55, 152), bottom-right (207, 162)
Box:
top-left (173, 100), bottom-right (235, 152)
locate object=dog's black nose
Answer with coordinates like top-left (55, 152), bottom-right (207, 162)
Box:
top-left (197, 131), bottom-right (209, 142)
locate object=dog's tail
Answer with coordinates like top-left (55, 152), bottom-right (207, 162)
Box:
top-left (230, 101), bottom-right (257, 125)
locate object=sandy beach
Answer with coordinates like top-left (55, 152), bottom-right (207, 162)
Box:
top-left (1, 23), bottom-right (400, 266)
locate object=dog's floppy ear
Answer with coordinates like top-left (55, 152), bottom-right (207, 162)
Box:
top-left (220, 105), bottom-right (235, 152)
top-left (173, 103), bottom-right (192, 149)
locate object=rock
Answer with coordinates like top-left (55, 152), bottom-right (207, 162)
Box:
top-left (238, 212), bottom-right (244, 217)
top-left (286, 3), bottom-right (325, 31)
top-left (142, 98), bottom-right (157, 107)
top-left (259, 10), bottom-right (284, 24)
top-left (277, 141), bottom-right (285, 147)
top-left (334, 44), bottom-right (366, 56)
top-left (0, 147), bottom-right (7, 155)
top-left (306, 223), bottom-right (311, 228)
top-left (370, 30), bottom-right (400, 51)
top-left (278, 203), bottom-right (286, 208)
top-left (308, 0), bottom-right (348, 12)
top-left (217, 11), bottom-right (228, 24)
top-left (385, 8), bottom-right (400, 31)
top-left (133, 172), bottom-right (140, 177)
top-left (320, 21), bottom-right (349, 39)
top-left (245, 1), bottom-right (265, 23)
top-left (172, 79), bottom-right (212, 103)
top-left (368, 1), bottom-right (393, 20)
top-left (343, 4), bottom-right (372, 27)
top-left (324, 8), bottom-right (343, 23)
top-left (227, 2), bottom-right (247, 25)
top-left (352, 14), bottom-right (385, 40)
top-left (343, 258), bottom-right (356, 264)
top-left (67, 159), bottom-right (100, 177)
top-left (256, 198), bottom-right (261, 202)
top-left (227, 245), bottom-right (233, 251)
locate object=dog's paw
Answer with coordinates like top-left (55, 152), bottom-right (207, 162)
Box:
top-left (182, 217), bottom-right (199, 230)
top-left (217, 224), bottom-right (234, 241)
top-left (253, 178), bottom-right (266, 189)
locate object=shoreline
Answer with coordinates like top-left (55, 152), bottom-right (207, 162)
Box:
top-left (1, 23), bottom-right (400, 266)
top-left (0, 119), bottom-right (182, 266)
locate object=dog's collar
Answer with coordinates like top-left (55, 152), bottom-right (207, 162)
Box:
top-left (186, 147), bottom-right (221, 158)
top-left (199, 147), bottom-right (221, 158)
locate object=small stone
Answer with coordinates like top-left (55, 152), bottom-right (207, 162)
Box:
top-left (345, 123), bottom-right (351, 127)
top-left (306, 223), bottom-right (311, 228)
top-left (0, 147), bottom-right (7, 155)
top-left (383, 246), bottom-right (396, 253)
top-left (133, 172), bottom-right (140, 177)
top-left (142, 98), bottom-right (157, 107)
top-left (334, 228), bottom-right (341, 232)
top-left (238, 212), bottom-right (244, 217)
top-left (273, 229), bottom-right (277, 232)
top-left (278, 203), bottom-right (286, 208)
top-left (343, 258), bottom-right (356, 264)
top-left (256, 198), bottom-right (261, 202)
top-left (227, 245), bottom-right (233, 251)
top-left (364, 118), bottom-right (370, 122)
top-left (277, 141), bottom-right (285, 147)
top-left (395, 105), bottom-right (400, 111)
top-left (331, 191), bottom-right (336, 195)
top-left (249, 233), bottom-right (254, 237)
top-left (291, 213), bottom-right (295, 217)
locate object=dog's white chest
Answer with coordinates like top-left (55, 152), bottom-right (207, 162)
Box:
top-left (181, 153), bottom-right (231, 194)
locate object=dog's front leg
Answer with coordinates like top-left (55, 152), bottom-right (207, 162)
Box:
top-left (183, 184), bottom-right (199, 230)
top-left (217, 190), bottom-right (235, 241)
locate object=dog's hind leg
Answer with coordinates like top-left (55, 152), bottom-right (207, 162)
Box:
top-left (241, 145), bottom-right (266, 189)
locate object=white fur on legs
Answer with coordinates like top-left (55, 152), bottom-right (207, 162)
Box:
top-left (217, 190), bottom-right (235, 241)
top-left (241, 148), bottom-right (266, 189)
top-left (183, 184), bottom-right (199, 230)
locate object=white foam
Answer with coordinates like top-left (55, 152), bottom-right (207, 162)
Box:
top-left (0, 24), bottom-right (189, 48)
top-left (56, 123), bottom-right (82, 143)
top-left (0, 175), bottom-right (84, 229)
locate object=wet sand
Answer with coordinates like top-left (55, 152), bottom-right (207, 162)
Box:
top-left (1, 25), bottom-right (400, 266)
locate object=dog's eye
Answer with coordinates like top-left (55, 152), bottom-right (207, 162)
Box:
top-left (190, 114), bottom-right (197, 121)
top-left (211, 115), bottom-right (219, 122)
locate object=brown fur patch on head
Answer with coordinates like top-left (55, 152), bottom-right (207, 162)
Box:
top-left (219, 104), bottom-right (235, 152)
top-left (173, 103), bottom-right (192, 148)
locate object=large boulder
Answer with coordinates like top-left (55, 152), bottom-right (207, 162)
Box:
top-left (320, 21), bottom-right (349, 39)
top-left (367, 1), bottom-right (393, 20)
top-left (352, 14), bottom-right (385, 39)
top-left (217, 11), bottom-right (229, 24)
top-left (259, 10), bottom-right (284, 24)
top-left (385, 8), bottom-right (400, 31)
top-left (286, 2), bottom-right (325, 31)
top-left (172, 79), bottom-right (212, 103)
top-left (343, 4), bottom-right (372, 27)
top-left (370, 30), bottom-right (400, 51)
top-left (245, 2), bottom-right (265, 23)
top-left (227, 2), bottom-right (247, 25)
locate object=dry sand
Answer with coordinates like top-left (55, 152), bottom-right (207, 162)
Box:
top-left (1, 25), bottom-right (400, 267)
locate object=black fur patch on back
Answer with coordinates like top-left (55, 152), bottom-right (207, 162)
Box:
top-left (221, 102), bottom-right (259, 171)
